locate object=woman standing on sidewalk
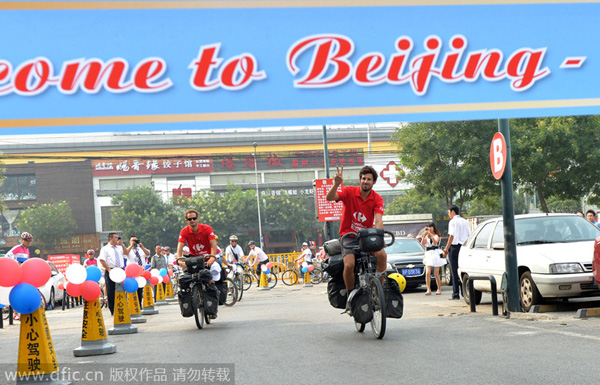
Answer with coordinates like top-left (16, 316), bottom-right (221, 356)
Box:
top-left (422, 222), bottom-right (446, 295)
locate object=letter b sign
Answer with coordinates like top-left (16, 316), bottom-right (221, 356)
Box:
top-left (490, 133), bottom-right (507, 180)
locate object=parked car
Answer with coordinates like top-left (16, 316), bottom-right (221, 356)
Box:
top-left (458, 213), bottom-right (600, 312)
top-left (38, 261), bottom-right (66, 310)
top-left (386, 237), bottom-right (447, 290)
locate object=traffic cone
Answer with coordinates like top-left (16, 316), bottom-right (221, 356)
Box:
top-left (73, 298), bottom-right (116, 356)
top-left (17, 307), bottom-right (73, 384)
top-left (127, 291), bottom-right (147, 324)
top-left (165, 280), bottom-right (177, 302)
top-left (155, 283), bottom-right (168, 306)
top-left (303, 270), bottom-right (313, 287)
top-left (141, 280), bottom-right (158, 315)
top-left (258, 271), bottom-right (270, 291)
top-left (108, 282), bottom-right (137, 335)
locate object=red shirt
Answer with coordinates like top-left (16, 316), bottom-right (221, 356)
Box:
top-left (178, 224), bottom-right (216, 256)
top-left (336, 186), bottom-right (384, 235)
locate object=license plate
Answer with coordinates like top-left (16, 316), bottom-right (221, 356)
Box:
top-left (401, 268), bottom-right (421, 276)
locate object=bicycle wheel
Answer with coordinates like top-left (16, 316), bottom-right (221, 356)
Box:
top-left (267, 272), bottom-right (278, 289)
top-left (310, 269), bottom-right (323, 284)
top-left (368, 276), bottom-right (387, 339)
top-left (234, 274), bottom-right (244, 302)
top-left (355, 321), bottom-right (366, 333)
top-left (225, 278), bottom-right (238, 307)
top-left (243, 273), bottom-right (253, 291)
top-left (192, 286), bottom-right (204, 330)
top-left (281, 270), bottom-right (298, 286)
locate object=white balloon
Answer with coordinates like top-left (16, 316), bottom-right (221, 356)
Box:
top-left (109, 268), bottom-right (126, 283)
top-left (302, 262), bottom-right (308, 268)
top-left (65, 263), bottom-right (87, 285)
top-left (135, 276), bottom-right (146, 288)
top-left (150, 268), bottom-right (161, 278)
top-left (0, 286), bottom-right (11, 305)
top-left (261, 264), bottom-right (267, 272)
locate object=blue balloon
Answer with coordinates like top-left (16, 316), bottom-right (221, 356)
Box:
top-left (159, 268), bottom-right (167, 277)
top-left (123, 277), bottom-right (139, 293)
top-left (301, 267), bottom-right (308, 273)
top-left (265, 269), bottom-right (271, 275)
top-left (144, 264), bottom-right (152, 270)
top-left (85, 266), bottom-right (102, 282)
top-left (9, 283), bottom-right (41, 315)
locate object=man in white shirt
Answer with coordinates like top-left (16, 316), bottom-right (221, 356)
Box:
top-left (98, 232), bottom-right (126, 315)
top-left (295, 242), bottom-right (313, 266)
top-left (225, 235), bottom-right (245, 264)
top-left (124, 235), bottom-right (150, 304)
top-left (443, 205), bottom-right (471, 300)
top-left (246, 240), bottom-right (269, 274)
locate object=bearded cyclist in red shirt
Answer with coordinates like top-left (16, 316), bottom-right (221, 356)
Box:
top-left (176, 209), bottom-right (218, 267)
top-left (326, 165), bottom-right (388, 297)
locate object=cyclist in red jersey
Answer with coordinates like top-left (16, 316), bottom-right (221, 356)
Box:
top-left (176, 209), bottom-right (218, 267)
top-left (326, 165), bottom-right (388, 294)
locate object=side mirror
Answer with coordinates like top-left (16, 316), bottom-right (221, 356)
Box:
top-left (492, 243), bottom-right (504, 250)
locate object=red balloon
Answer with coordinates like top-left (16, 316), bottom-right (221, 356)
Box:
top-left (81, 281), bottom-right (101, 301)
top-left (0, 258), bottom-right (22, 287)
top-left (162, 275), bottom-right (169, 283)
top-left (125, 264), bottom-right (139, 278)
top-left (66, 282), bottom-right (82, 297)
top-left (21, 258), bottom-right (51, 288)
top-left (58, 282), bottom-right (65, 291)
top-left (142, 271), bottom-right (151, 280)
top-left (149, 276), bottom-right (159, 285)
top-left (136, 264), bottom-right (144, 277)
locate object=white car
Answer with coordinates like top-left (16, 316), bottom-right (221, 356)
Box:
top-left (38, 261), bottom-right (66, 310)
top-left (458, 213), bottom-right (600, 312)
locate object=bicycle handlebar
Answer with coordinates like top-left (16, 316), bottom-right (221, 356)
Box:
top-left (340, 229), bottom-right (395, 251)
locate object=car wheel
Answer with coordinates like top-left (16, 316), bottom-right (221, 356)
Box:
top-left (444, 264), bottom-right (452, 286)
top-left (519, 271), bottom-right (542, 312)
top-left (47, 288), bottom-right (55, 310)
top-left (462, 274), bottom-right (482, 305)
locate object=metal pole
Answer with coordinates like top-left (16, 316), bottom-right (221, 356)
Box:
top-left (498, 119), bottom-right (521, 312)
top-left (253, 142), bottom-right (264, 249)
top-left (322, 125), bottom-right (335, 241)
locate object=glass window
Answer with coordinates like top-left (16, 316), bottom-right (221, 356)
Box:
top-left (473, 222), bottom-right (494, 249)
top-left (491, 221), bottom-right (504, 245)
top-left (211, 173), bottom-right (257, 185)
top-left (0, 175), bottom-right (36, 201)
top-left (101, 206), bottom-right (117, 232)
top-left (263, 171), bottom-right (315, 183)
top-left (317, 168), bottom-right (361, 179)
top-left (98, 178), bottom-right (151, 190)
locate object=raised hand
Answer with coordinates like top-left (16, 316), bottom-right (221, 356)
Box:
top-left (334, 165), bottom-right (344, 185)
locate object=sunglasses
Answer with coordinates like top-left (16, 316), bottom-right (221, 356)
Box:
top-left (231, 240), bottom-right (237, 243)
top-left (186, 217), bottom-right (198, 221)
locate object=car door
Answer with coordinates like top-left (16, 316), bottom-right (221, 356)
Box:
top-left (462, 221), bottom-right (496, 291)
top-left (487, 221), bottom-right (507, 287)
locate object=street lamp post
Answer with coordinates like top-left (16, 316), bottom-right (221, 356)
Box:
top-left (253, 142), bottom-right (264, 249)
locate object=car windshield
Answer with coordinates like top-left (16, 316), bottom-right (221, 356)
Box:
top-left (385, 238), bottom-right (425, 253)
top-left (515, 215), bottom-right (600, 245)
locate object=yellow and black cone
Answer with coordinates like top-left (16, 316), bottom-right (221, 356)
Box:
top-left (127, 291), bottom-right (147, 324)
top-left (141, 280), bottom-right (159, 315)
top-left (165, 280), bottom-right (177, 302)
top-left (154, 282), bottom-right (168, 306)
top-left (73, 298), bottom-right (116, 356)
top-left (17, 307), bottom-right (73, 384)
top-left (108, 282), bottom-right (138, 335)
top-left (258, 271), bottom-right (270, 291)
top-left (303, 270), bottom-right (313, 287)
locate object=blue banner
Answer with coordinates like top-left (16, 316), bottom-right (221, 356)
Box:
top-left (0, 1), bottom-right (598, 134)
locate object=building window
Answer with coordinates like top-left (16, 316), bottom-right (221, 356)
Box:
top-left (98, 177), bottom-right (152, 190)
top-left (210, 173), bottom-right (258, 185)
top-left (264, 170), bottom-right (315, 183)
top-left (101, 206), bottom-right (117, 232)
top-left (1, 175), bottom-right (36, 201)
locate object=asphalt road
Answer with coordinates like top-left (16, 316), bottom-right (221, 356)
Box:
top-left (3, 283), bottom-right (600, 385)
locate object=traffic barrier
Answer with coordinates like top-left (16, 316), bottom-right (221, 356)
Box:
top-left (155, 283), bottom-right (168, 306)
top-left (17, 307), bottom-right (74, 384)
top-left (165, 281), bottom-right (177, 302)
top-left (108, 282), bottom-right (138, 335)
top-left (141, 280), bottom-right (159, 315)
top-left (73, 298), bottom-right (116, 357)
top-left (127, 292), bottom-right (147, 324)
top-left (258, 271), bottom-right (270, 291)
top-left (303, 271), bottom-right (313, 287)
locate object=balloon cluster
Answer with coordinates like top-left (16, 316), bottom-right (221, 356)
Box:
top-left (260, 262), bottom-right (274, 275)
top-left (61, 263), bottom-right (103, 301)
top-left (301, 261), bottom-right (315, 274)
top-left (0, 258), bottom-right (50, 315)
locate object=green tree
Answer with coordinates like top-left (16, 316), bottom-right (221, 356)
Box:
top-left (386, 189), bottom-right (447, 218)
top-left (15, 201), bottom-right (77, 253)
top-left (544, 196), bottom-right (581, 213)
top-left (262, 190), bottom-right (319, 247)
top-left (465, 192), bottom-right (528, 216)
top-left (110, 186), bottom-right (183, 247)
top-left (511, 116), bottom-right (600, 213)
top-left (391, 120), bottom-right (498, 212)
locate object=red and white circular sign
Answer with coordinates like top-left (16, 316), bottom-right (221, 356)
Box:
top-left (490, 132), bottom-right (507, 180)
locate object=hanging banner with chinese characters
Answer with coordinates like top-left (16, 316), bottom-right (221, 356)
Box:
top-left (92, 158), bottom-right (213, 176)
top-left (314, 179), bottom-right (344, 222)
top-left (1, 1), bottom-right (599, 135)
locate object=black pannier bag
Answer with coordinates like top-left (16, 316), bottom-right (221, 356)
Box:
top-left (323, 254), bottom-right (344, 280)
top-left (351, 288), bottom-right (373, 324)
top-left (185, 256), bottom-right (205, 274)
top-left (204, 286), bottom-right (219, 315)
top-left (178, 273), bottom-right (194, 291)
top-left (327, 277), bottom-right (348, 309)
top-left (323, 238), bottom-right (341, 256)
top-left (357, 228), bottom-right (385, 253)
top-left (216, 281), bottom-right (227, 305)
top-left (384, 277), bottom-right (404, 319)
top-left (177, 291), bottom-right (194, 317)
